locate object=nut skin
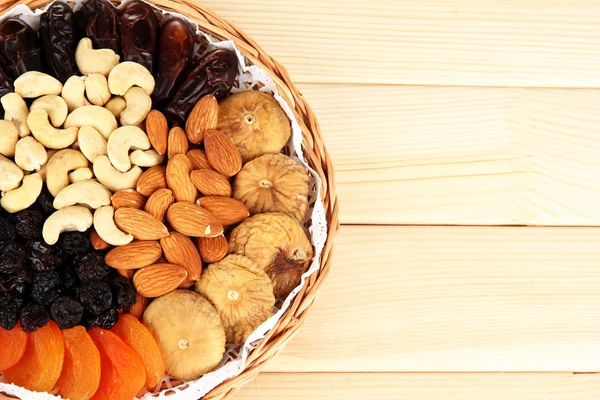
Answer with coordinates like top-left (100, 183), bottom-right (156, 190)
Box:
top-left (93, 205), bottom-right (134, 246)
top-left (160, 232), bottom-right (203, 281)
top-left (146, 110), bottom-right (168, 155)
top-left (144, 188), bottom-right (174, 222)
top-left (204, 129), bottom-right (242, 177)
top-left (186, 149), bottom-right (211, 170)
top-left (167, 127), bottom-right (189, 159)
top-left (90, 228), bottom-right (111, 250)
top-left (112, 189), bottom-right (147, 210)
top-left (186, 95), bottom-right (218, 144)
top-left (105, 240), bottom-right (163, 270)
top-left (133, 263), bottom-right (187, 298)
top-left (114, 207), bottom-right (169, 240)
top-left (196, 196), bottom-right (249, 226)
top-left (197, 235), bottom-right (228, 263)
top-left (166, 202), bottom-right (223, 238)
top-left (166, 154), bottom-right (197, 203)
top-left (190, 169), bottom-right (232, 197)
top-left (136, 165), bottom-right (167, 197)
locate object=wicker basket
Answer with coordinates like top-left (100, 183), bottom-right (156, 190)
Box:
top-left (0, 0), bottom-right (339, 398)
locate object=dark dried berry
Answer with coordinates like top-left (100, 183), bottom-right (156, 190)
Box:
top-left (111, 275), bottom-right (136, 309)
top-left (50, 296), bottom-right (83, 329)
top-left (85, 308), bottom-right (119, 329)
top-left (75, 252), bottom-right (110, 282)
top-left (61, 262), bottom-right (78, 290)
top-left (20, 302), bottom-right (50, 332)
top-left (59, 231), bottom-right (91, 255)
top-left (0, 273), bottom-right (27, 296)
top-left (78, 281), bottom-right (112, 315)
top-left (0, 242), bottom-right (26, 275)
top-left (0, 294), bottom-right (22, 330)
top-left (13, 209), bottom-right (44, 240)
top-left (31, 271), bottom-right (62, 306)
top-left (0, 215), bottom-right (15, 242)
top-left (26, 240), bottom-right (56, 272)
top-left (36, 187), bottom-right (56, 215)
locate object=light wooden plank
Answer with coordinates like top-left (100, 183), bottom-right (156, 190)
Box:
top-left (297, 83), bottom-right (600, 225)
top-left (237, 373), bottom-right (600, 400)
top-left (202, 0), bottom-right (600, 87)
top-left (265, 225), bottom-right (600, 372)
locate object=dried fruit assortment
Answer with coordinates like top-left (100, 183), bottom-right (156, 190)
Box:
top-left (0, 0), bottom-right (315, 397)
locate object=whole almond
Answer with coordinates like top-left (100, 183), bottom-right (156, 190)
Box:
top-left (178, 279), bottom-right (195, 289)
top-left (166, 202), bottom-right (223, 238)
top-left (111, 189), bottom-right (147, 209)
top-left (190, 169), bottom-right (232, 197)
top-left (197, 196), bottom-right (249, 226)
top-left (114, 208), bottom-right (169, 240)
top-left (187, 149), bottom-right (212, 170)
top-left (160, 232), bottom-right (202, 280)
top-left (90, 228), bottom-right (111, 250)
top-left (197, 235), bottom-right (228, 263)
top-left (133, 263), bottom-right (187, 298)
top-left (129, 293), bottom-right (149, 319)
top-left (166, 154), bottom-right (197, 203)
top-left (105, 240), bottom-right (163, 269)
top-left (117, 269), bottom-right (134, 279)
top-left (168, 126), bottom-right (189, 159)
top-left (146, 110), bottom-right (168, 155)
top-left (144, 188), bottom-right (174, 221)
top-left (136, 165), bottom-right (167, 197)
top-left (204, 129), bottom-right (242, 177)
top-left (186, 95), bottom-right (218, 144)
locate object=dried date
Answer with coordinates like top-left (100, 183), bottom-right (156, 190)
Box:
top-left (76, 0), bottom-right (120, 53)
top-left (0, 65), bottom-right (13, 119)
top-left (120, 0), bottom-right (158, 72)
top-left (0, 18), bottom-right (45, 79)
top-left (40, 1), bottom-right (79, 82)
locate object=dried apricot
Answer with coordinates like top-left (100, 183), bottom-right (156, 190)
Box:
top-left (57, 326), bottom-right (101, 400)
top-left (89, 328), bottom-right (146, 400)
top-left (0, 322), bottom-right (26, 371)
top-left (3, 320), bottom-right (64, 392)
top-left (111, 313), bottom-right (165, 389)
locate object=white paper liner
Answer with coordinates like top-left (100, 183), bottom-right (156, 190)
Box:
top-left (0, 1), bottom-right (328, 399)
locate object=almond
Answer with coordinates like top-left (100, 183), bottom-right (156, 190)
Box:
top-left (167, 126), bottom-right (189, 159)
top-left (190, 169), bottom-right (232, 197)
top-left (166, 154), bottom-right (197, 203)
top-left (129, 293), bottom-right (149, 319)
top-left (197, 235), bottom-right (228, 263)
top-left (105, 240), bottom-right (163, 269)
top-left (136, 165), bottom-right (167, 197)
top-left (111, 189), bottom-right (147, 209)
top-left (146, 110), bottom-right (168, 155)
top-left (187, 149), bottom-right (212, 170)
top-left (160, 232), bottom-right (202, 280)
top-left (144, 188), bottom-right (174, 221)
top-left (90, 228), bottom-right (111, 250)
top-left (117, 269), bottom-right (134, 279)
top-left (166, 202), bottom-right (223, 238)
top-left (133, 263), bottom-right (188, 298)
top-left (114, 208), bottom-right (169, 240)
top-left (178, 279), bottom-right (195, 289)
top-left (186, 95), bottom-right (218, 144)
top-left (204, 129), bottom-right (242, 177)
top-left (197, 196), bottom-right (249, 226)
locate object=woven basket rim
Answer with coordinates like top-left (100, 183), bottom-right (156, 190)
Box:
top-left (0, 0), bottom-right (340, 398)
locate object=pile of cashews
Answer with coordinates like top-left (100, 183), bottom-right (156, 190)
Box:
top-left (0, 38), bottom-right (164, 247)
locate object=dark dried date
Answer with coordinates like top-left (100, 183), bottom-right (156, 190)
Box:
top-left (40, 1), bottom-right (79, 82)
top-left (76, 0), bottom-right (120, 53)
top-left (120, 0), bottom-right (158, 72)
top-left (0, 66), bottom-right (13, 118)
top-left (0, 18), bottom-right (45, 79)
top-left (163, 49), bottom-right (238, 126)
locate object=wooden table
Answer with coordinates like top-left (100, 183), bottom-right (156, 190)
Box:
top-left (202, 0), bottom-right (600, 398)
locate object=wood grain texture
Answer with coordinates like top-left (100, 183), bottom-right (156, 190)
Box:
top-left (202, 0), bottom-right (600, 87)
top-left (297, 84), bottom-right (600, 225)
top-left (265, 225), bottom-right (600, 372)
top-left (237, 373), bottom-right (600, 399)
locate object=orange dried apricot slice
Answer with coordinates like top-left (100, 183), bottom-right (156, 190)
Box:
top-left (57, 326), bottom-right (101, 400)
top-left (89, 328), bottom-right (146, 400)
top-left (111, 313), bottom-right (165, 389)
top-left (0, 322), bottom-right (26, 371)
top-left (3, 321), bottom-right (64, 392)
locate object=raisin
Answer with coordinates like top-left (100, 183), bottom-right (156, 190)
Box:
top-left (111, 276), bottom-right (136, 309)
top-left (59, 232), bottom-right (91, 255)
top-left (75, 252), bottom-right (110, 282)
top-left (31, 271), bottom-right (62, 306)
top-left (0, 242), bottom-right (26, 275)
top-left (26, 240), bottom-right (56, 272)
top-left (85, 308), bottom-right (119, 329)
top-left (50, 296), bottom-right (84, 329)
top-left (78, 281), bottom-right (112, 315)
top-left (13, 209), bottom-right (44, 240)
top-left (0, 273), bottom-right (27, 296)
top-left (20, 302), bottom-right (51, 332)
top-left (36, 187), bottom-right (56, 215)
top-left (61, 262), bottom-right (78, 290)
top-left (0, 215), bottom-right (15, 242)
top-left (0, 294), bottom-right (22, 330)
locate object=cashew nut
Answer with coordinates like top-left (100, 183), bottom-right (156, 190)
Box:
top-left (42, 205), bottom-right (93, 245)
top-left (14, 136), bottom-right (48, 171)
top-left (108, 61), bottom-right (155, 96)
top-left (30, 95), bottom-right (69, 127)
top-left (28, 109), bottom-right (78, 149)
top-left (78, 125), bottom-right (108, 163)
top-left (93, 206), bottom-right (133, 246)
top-left (69, 167), bottom-right (93, 183)
top-left (130, 149), bottom-right (164, 167)
top-left (53, 179), bottom-right (111, 209)
top-left (62, 76), bottom-right (91, 112)
top-left (75, 38), bottom-right (120, 77)
top-left (120, 87), bottom-right (152, 126)
top-left (93, 155), bottom-right (143, 192)
top-left (14, 71), bottom-right (63, 98)
top-left (0, 120), bottom-right (18, 157)
top-left (85, 74), bottom-right (111, 106)
top-left (107, 126), bottom-right (150, 172)
top-left (38, 149), bottom-right (57, 182)
top-left (0, 173), bottom-right (42, 213)
top-left (105, 96), bottom-right (126, 118)
top-left (2, 93), bottom-right (30, 137)
top-left (46, 149), bottom-right (89, 196)
top-left (0, 155), bottom-right (24, 192)
top-left (64, 106), bottom-right (118, 139)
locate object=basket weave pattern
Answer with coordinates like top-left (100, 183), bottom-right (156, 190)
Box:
top-left (0, 0), bottom-right (339, 398)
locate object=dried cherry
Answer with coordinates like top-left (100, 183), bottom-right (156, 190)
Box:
top-left (111, 275), bottom-right (136, 309)
top-left (0, 242), bottom-right (26, 275)
top-left (51, 296), bottom-right (84, 329)
top-left (14, 209), bottom-right (44, 240)
top-left (27, 240), bottom-right (56, 272)
top-left (31, 271), bottom-right (62, 306)
top-left (0, 294), bottom-right (23, 330)
top-left (75, 252), bottom-right (110, 282)
top-left (59, 231), bottom-right (91, 255)
top-left (20, 301), bottom-right (50, 332)
top-left (85, 308), bottom-right (118, 329)
top-left (78, 281), bottom-right (112, 315)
